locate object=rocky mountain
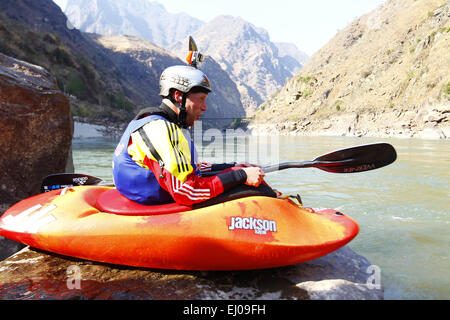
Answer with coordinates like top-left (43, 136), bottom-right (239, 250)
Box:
top-left (64, 0), bottom-right (204, 48)
top-left (62, 1), bottom-right (309, 114)
top-left (251, 0), bottom-right (449, 139)
top-left (0, 0), bottom-right (244, 128)
top-left (86, 33), bottom-right (181, 106)
top-left (89, 34), bottom-right (245, 127)
top-left (275, 42), bottom-right (310, 74)
top-left (171, 15), bottom-right (304, 113)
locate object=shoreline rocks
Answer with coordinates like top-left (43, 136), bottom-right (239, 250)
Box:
top-left (249, 106), bottom-right (449, 140)
top-left (0, 246), bottom-right (383, 300)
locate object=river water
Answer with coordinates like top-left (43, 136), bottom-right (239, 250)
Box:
top-left (72, 134), bottom-right (449, 300)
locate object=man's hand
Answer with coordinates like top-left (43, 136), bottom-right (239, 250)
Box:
top-left (242, 167), bottom-right (265, 187)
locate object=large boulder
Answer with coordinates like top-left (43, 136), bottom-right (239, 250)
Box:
top-left (0, 53), bottom-right (73, 204)
top-left (0, 246), bottom-right (383, 300)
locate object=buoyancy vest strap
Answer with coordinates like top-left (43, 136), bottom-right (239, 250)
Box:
top-left (138, 128), bottom-right (165, 179)
top-left (164, 121), bottom-right (190, 174)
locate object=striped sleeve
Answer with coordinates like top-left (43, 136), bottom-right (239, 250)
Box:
top-left (171, 175), bottom-right (211, 201)
top-left (199, 163), bottom-right (212, 173)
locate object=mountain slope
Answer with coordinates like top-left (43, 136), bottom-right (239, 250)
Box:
top-left (63, 1), bottom-right (309, 114)
top-left (90, 34), bottom-right (245, 127)
top-left (0, 0), bottom-right (141, 122)
top-left (0, 0), bottom-right (244, 128)
top-left (171, 15), bottom-right (303, 113)
top-left (65, 0), bottom-right (204, 48)
top-left (251, 0), bottom-right (449, 139)
top-left (275, 42), bottom-right (309, 74)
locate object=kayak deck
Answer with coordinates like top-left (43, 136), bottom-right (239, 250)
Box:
top-left (0, 186), bottom-right (359, 270)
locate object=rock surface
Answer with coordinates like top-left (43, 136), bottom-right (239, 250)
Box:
top-left (0, 53), bottom-right (73, 204)
top-left (0, 246), bottom-right (383, 300)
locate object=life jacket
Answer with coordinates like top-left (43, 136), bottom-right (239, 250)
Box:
top-left (112, 115), bottom-right (174, 205)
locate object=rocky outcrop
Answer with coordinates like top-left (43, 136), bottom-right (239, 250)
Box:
top-left (0, 53), bottom-right (73, 204)
top-left (251, 0), bottom-right (449, 139)
top-left (0, 246), bottom-right (383, 300)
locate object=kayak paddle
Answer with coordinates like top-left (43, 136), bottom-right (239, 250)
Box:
top-left (41, 143), bottom-right (396, 191)
top-left (263, 142), bottom-right (397, 174)
top-left (41, 173), bottom-right (103, 193)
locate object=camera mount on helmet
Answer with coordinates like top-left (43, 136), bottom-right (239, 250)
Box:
top-left (186, 36), bottom-right (204, 69)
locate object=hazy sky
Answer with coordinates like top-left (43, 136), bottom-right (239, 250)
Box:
top-left (53, 0), bottom-right (387, 55)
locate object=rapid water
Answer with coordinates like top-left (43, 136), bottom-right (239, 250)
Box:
top-left (72, 134), bottom-right (450, 300)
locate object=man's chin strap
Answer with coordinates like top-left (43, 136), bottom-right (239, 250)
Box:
top-left (169, 93), bottom-right (189, 129)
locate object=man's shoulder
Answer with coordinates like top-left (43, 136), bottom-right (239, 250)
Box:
top-left (141, 117), bottom-right (170, 131)
top-left (134, 107), bottom-right (166, 120)
top-left (141, 117), bottom-right (182, 140)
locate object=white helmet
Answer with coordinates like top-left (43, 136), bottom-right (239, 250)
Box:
top-left (159, 65), bottom-right (212, 98)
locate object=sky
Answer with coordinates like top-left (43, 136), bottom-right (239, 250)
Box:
top-left (53, 0), bottom-right (387, 56)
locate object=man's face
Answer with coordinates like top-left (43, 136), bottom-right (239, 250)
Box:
top-left (185, 92), bottom-right (208, 127)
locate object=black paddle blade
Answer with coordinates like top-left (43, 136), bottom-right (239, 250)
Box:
top-left (41, 173), bottom-right (103, 193)
top-left (314, 143), bottom-right (397, 173)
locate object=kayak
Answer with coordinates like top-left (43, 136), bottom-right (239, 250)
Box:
top-left (0, 186), bottom-right (359, 270)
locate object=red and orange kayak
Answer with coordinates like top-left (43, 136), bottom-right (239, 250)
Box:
top-left (0, 186), bottom-right (359, 270)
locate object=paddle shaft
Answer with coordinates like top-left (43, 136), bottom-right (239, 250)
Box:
top-left (263, 160), bottom-right (352, 173)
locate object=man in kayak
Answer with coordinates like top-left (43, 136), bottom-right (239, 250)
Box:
top-left (112, 65), bottom-right (275, 206)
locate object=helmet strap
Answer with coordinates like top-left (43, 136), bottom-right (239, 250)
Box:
top-left (169, 91), bottom-right (189, 128)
